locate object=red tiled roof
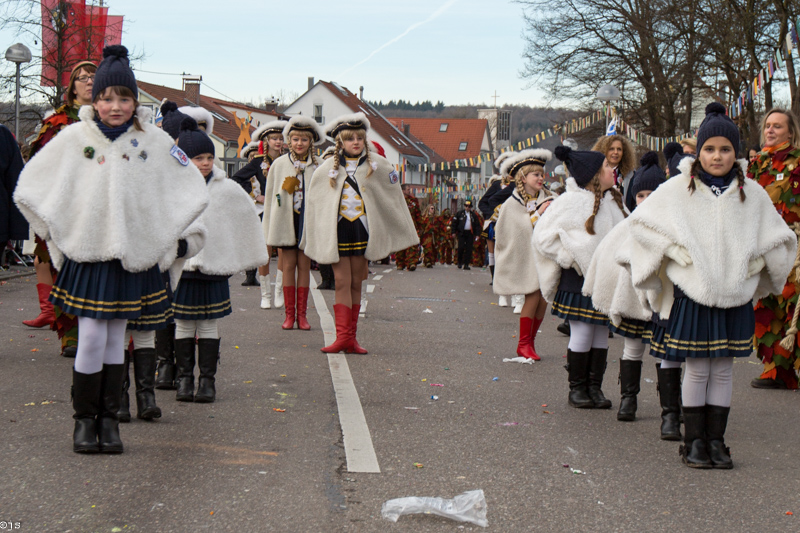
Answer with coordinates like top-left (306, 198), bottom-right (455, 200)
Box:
top-left (387, 117), bottom-right (488, 162)
top-left (136, 80), bottom-right (277, 144)
top-left (318, 81), bottom-right (426, 159)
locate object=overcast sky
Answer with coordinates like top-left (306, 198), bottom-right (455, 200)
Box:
top-left (3, 0), bottom-right (545, 108)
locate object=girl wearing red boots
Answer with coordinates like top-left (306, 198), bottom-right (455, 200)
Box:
top-left (263, 117), bottom-right (324, 331)
top-left (493, 149), bottom-right (555, 360)
top-left (302, 113), bottom-right (419, 353)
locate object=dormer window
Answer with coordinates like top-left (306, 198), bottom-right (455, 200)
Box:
top-left (458, 142), bottom-right (468, 151)
top-left (439, 123), bottom-right (448, 132)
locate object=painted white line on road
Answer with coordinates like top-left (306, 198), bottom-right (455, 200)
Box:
top-left (311, 287), bottom-right (381, 474)
top-left (366, 284), bottom-right (375, 293)
top-left (382, 268), bottom-right (392, 273)
top-left (360, 299), bottom-right (367, 317)
top-left (373, 275), bottom-right (383, 281)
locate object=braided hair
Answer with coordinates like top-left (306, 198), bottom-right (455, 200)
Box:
top-left (329, 128), bottom-right (373, 188)
top-left (584, 175), bottom-right (627, 235)
top-left (688, 158), bottom-right (746, 202)
top-left (514, 163), bottom-right (544, 204)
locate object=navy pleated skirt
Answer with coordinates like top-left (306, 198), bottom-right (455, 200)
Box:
top-left (551, 291), bottom-right (610, 326)
top-left (172, 277), bottom-right (231, 320)
top-left (610, 318), bottom-right (648, 339)
top-left (664, 295), bottom-right (755, 360)
top-left (338, 217), bottom-right (368, 257)
top-left (50, 258), bottom-right (170, 323)
top-left (128, 273), bottom-right (174, 331)
top-left (481, 221), bottom-right (495, 241)
top-left (644, 317), bottom-right (669, 359)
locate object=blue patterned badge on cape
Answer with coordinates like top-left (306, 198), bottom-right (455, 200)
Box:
top-left (389, 170), bottom-right (400, 184)
top-left (170, 145), bottom-right (190, 166)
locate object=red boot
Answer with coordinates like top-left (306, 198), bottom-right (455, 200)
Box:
top-left (530, 317), bottom-right (543, 360)
top-left (296, 287), bottom-right (311, 330)
top-left (281, 286), bottom-right (296, 330)
top-left (517, 317), bottom-right (540, 360)
top-left (321, 304), bottom-right (352, 353)
top-left (23, 283), bottom-right (55, 328)
top-left (349, 304), bottom-right (368, 354)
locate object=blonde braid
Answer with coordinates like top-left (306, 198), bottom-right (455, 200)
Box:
top-left (330, 137), bottom-right (343, 188)
top-left (365, 148), bottom-right (374, 178)
top-left (584, 176), bottom-right (603, 235)
top-left (515, 175), bottom-right (534, 204)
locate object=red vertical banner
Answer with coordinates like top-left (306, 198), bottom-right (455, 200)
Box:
top-left (40, 0), bottom-right (88, 87)
top-left (104, 16), bottom-right (124, 47)
top-left (83, 4), bottom-right (108, 65)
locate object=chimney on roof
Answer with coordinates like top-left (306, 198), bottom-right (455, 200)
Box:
top-left (308, 77), bottom-right (315, 91)
top-left (403, 124), bottom-right (410, 137)
top-left (264, 97), bottom-right (278, 114)
top-left (359, 86), bottom-right (364, 100)
top-left (182, 75), bottom-right (202, 105)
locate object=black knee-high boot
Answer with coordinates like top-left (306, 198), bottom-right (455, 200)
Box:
top-left (195, 338), bottom-right (221, 403)
top-left (566, 349), bottom-right (594, 408)
top-left (588, 348), bottom-right (612, 409)
top-left (175, 338), bottom-right (196, 402)
top-left (617, 359), bottom-right (642, 421)
top-left (241, 269), bottom-right (258, 286)
top-left (680, 406), bottom-right (711, 468)
top-left (117, 350), bottom-right (131, 423)
top-left (656, 364), bottom-right (682, 440)
top-left (154, 324), bottom-right (176, 390)
top-left (98, 364), bottom-right (125, 453)
top-left (72, 369), bottom-right (102, 453)
top-left (706, 404), bottom-right (733, 469)
top-left (133, 348), bottom-right (161, 420)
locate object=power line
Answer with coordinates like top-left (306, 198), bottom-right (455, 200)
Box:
top-left (132, 68), bottom-right (192, 77)
top-left (200, 81), bottom-right (246, 106)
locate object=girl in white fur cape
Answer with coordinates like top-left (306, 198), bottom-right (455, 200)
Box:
top-left (302, 113), bottom-right (419, 354)
top-left (262, 116), bottom-right (325, 331)
top-left (623, 103), bottom-right (796, 469)
top-left (13, 46), bottom-right (209, 454)
top-left (493, 149), bottom-right (555, 360)
top-left (531, 146), bottom-right (627, 410)
top-left (583, 151), bottom-right (678, 431)
top-left (172, 118), bottom-right (269, 404)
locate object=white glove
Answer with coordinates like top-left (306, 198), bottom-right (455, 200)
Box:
top-left (665, 244), bottom-right (692, 267)
top-left (572, 262), bottom-right (583, 277)
top-left (747, 256), bottom-right (766, 278)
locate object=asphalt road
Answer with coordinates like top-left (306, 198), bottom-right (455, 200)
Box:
top-left (1, 261), bottom-right (798, 532)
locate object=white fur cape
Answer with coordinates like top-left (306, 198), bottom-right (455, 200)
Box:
top-left (183, 167), bottom-right (269, 276)
top-left (262, 153), bottom-right (318, 247)
top-left (493, 189), bottom-right (550, 296)
top-left (14, 105), bottom-right (210, 273)
top-left (626, 158), bottom-right (797, 309)
top-left (531, 177), bottom-right (628, 302)
top-left (301, 153), bottom-right (420, 264)
top-left (583, 218), bottom-right (652, 325)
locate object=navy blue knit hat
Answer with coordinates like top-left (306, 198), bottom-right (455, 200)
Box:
top-left (92, 45), bottom-right (138, 101)
top-left (160, 101), bottom-right (189, 140)
top-left (668, 152), bottom-right (693, 178)
top-left (178, 117), bottom-right (215, 158)
top-left (663, 142), bottom-right (683, 163)
top-left (696, 102), bottom-right (739, 154)
top-left (554, 145), bottom-right (606, 187)
top-left (630, 152), bottom-right (665, 197)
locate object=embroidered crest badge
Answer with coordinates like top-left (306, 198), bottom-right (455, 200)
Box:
top-left (389, 170), bottom-right (400, 184)
top-left (170, 145), bottom-right (190, 166)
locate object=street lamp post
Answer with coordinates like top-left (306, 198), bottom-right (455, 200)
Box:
top-left (5, 43), bottom-right (33, 139)
top-left (596, 84), bottom-right (620, 132)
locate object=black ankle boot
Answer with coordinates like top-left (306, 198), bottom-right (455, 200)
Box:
top-left (566, 349), bottom-right (594, 408)
top-left (617, 359), bottom-right (642, 421)
top-left (319, 264), bottom-right (335, 290)
top-left (195, 338), bottom-right (221, 403)
top-left (588, 348), bottom-right (612, 409)
top-left (98, 364), bottom-right (125, 453)
top-left (705, 404), bottom-right (733, 469)
top-left (154, 324), bottom-right (176, 390)
top-left (175, 338), bottom-right (196, 402)
top-left (489, 265), bottom-right (494, 285)
top-left (680, 406), bottom-right (711, 468)
top-left (72, 369), bottom-right (102, 453)
top-left (133, 348), bottom-right (162, 420)
top-left (241, 269), bottom-right (258, 286)
top-left (118, 350), bottom-right (131, 423)
top-left (557, 320), bottom-right (570, 336)
top-left (656, 364), bottom-right (682, 441)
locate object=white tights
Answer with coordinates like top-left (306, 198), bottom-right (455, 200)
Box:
top-left (74, 317), bottom-right (127, 374)
top-left (622, 337), bottom-right (646, 361)
top-left (174, 319), bottom-right (218, 339)
top-left (682, 357), bottom-right (734, 408)
top-left (660, 359), bottom-right (682, 370)
top-left (128, 329), bottom-right (155, 350)
top-left (567, 321), bottom-right (609, 352)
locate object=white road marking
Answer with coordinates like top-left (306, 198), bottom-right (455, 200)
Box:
top-left (360, 299), bottom-right (367, 316)
top-left (382, 268), bottom-right (392, 273)
top-left (311, 287), bottom-right (380, 474)
top-left (366, 284), bottom-right (375, 293)
top-left (373, 275), bottom-right (383, 281)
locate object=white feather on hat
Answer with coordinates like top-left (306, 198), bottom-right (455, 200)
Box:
top-left (240, 141), bottom-right (260, 159)
top-left (283, 115), bottom-right (325, 145)
top-left (252, 120), bottom-right (288, 142)
top-left (325, 112), bottom-right (371, 139)
top-left (179, 106), bottom-right (215, 135)
top-left (500, 148), bottom-right (553, 178)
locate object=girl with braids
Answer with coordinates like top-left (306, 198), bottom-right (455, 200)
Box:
top-left (302, 113), bottom-right (419, 353)
top-left (532, 146), bottom-right (627, 409)
top-left (262, 116), bottom-right (324, 331)
top-left (493, 149), bottom-right (555, 360)
top-left (623, 103), bottom-right (796, 469)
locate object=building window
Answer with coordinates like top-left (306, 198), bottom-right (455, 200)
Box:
top-left (458, 142), bottom-right (468, 151)
top-left (439, 123), bottom-right (448, 132)
top-left (497, 110), bottom-right (511, 141)
top-left (313, 104), bottom-right (323, 124)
